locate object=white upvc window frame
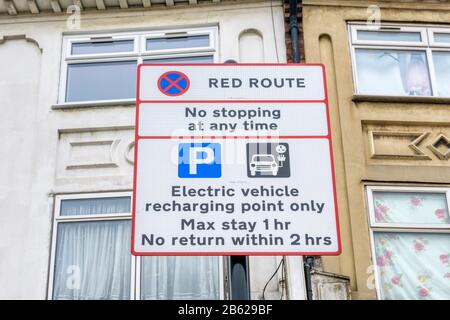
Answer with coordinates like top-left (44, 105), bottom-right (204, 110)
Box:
top-left (428, 28), bottom-right (450, 47)
top-left (59, 26), bottom-right (219, 105)
top-left (48, 192), bottom-right (224, 300)
top-left (350, 25), bottom-right (428, 47)
top-left (65, 34), bottom-right (140, 60)
top-left (348, 23), bottom-right (450, 97)
top-left (365, 185), bottom-right (450, 300)
top-left (47, 191), bottom-right (135, 300)
top-left (141, 27), bottom-right (217, 57)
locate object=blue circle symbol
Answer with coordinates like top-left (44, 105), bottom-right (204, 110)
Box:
top-left (157, 71), bottom-right (190, 96)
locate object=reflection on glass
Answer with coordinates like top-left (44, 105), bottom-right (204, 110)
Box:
top-left (66, 60), bottom-right (136, 102)
top-left (432, 52), bottom-right (450, 97)
top-left (355, 49), bottom-right (431, 96)
top-left (434, 33), bottom-right (450, 44)
top-left (71, 40), bottom-right (134, 55)
top-left (144, 55), bottom-right (214, 64)
top-left (357, 30), bottom-right (422, 42)
top-left (146, 35), bottom-right (209, 51)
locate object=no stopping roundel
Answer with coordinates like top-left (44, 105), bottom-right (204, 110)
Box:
top-left (157, 71), bottom-right (190, 96)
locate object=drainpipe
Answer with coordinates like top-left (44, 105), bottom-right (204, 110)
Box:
top-left (289, 0), bottom-right (301, 63)
top-left (304, 256), bottom-right (314, 300)
top-left (289, 0), bottom-right (315, 300)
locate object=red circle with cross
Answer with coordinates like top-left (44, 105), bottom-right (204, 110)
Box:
top-left (157, 71), bottom-right (190, 97)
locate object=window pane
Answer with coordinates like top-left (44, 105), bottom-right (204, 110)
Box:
top-left (355, 49), bottom-right (431, 96)
top-left (433, 33), bottom-right (450, 44)
top-left (60, 197), bottom-right (131, 216)
top-left (53, 220), bottom-right (131, 300)
top-left (71, 40), bottom-right (134, 55)
top-left (140, 256), bottom-right (220, 300)
top-left (357, 30), bottom-right (422, 42)
top-left (144, 55), bottom-right (214, 64)
top-left (432, 52), bottom-right (450, 97)
top-left (373, 232), bottom-right (450, 300)
top-left (146, 35), bottom-right (209, 51)
top-left (65, 60), bottom-right (136, 102)
top-left (372, 191), bottom-right (449, 224)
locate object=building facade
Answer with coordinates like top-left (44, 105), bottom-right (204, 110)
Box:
top-left (0, 0), bottom-right (306, 300)
top-left (0, 0), bottom-right (449, 300)
top-left (301, 0), bottom-right (450, 300)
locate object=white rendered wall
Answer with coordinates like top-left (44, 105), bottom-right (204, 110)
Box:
top-left (0, 0), bottom-right (298, 299)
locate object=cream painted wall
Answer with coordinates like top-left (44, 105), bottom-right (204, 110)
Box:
top-left (303, 0), bottom-right (450, 299)
top-left (0, 1), bottom-right (295, 299)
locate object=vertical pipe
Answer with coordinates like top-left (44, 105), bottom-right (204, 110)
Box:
top-left (289, 0), bottom-right (315, 300)
top-left (289, 0), bottom-right (300, 63)
top-left (305, 256), bottom-right (314, 300)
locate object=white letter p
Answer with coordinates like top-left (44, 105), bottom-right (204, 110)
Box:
top-left (189, 147), bottom-right (214, 174)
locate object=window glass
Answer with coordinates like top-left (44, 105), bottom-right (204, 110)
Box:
top-left (355, 49), bottom-right (431, 96)
top-left (433, 33), bottom-right (450, 44)
top-left (60, 197), bottom-right (131, 216)
top-left (432, 52), bottom-right (450, 96)
top-left (357, 30), bottom-right (422, 42)
top-left (372, 192), bottom-right (449, 224)
top-left (140, 256), bottom-right (220, 300)
top-left (146, 35), bottom-right (209, 51)
top-left (373, 232), bottom-right (450, 300)
top-left (53, 220), bottom-right (131, 300)
top-left (65, 60), bottom-right (136, 102)
top-left (71, 40), bottom-right (134, 55)
top-left (144, 55), bottom-right (214, 64)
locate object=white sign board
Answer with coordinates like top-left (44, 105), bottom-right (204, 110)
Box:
top-left (132, 64), bottom-right (341, 256)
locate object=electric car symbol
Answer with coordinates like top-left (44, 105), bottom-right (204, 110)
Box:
top-left (249, 154), bottom-right (279, 176)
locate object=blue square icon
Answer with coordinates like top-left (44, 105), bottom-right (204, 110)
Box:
top-left (178, 143), bottom-right (221, 178)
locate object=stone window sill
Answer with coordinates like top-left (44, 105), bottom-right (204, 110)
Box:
top-left (352, 95), bottom-right (450, 104)
top-left (52, 99), bottom-right (136, 110)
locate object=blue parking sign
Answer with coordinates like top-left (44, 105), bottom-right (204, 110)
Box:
top-left (178, 143), bottom-right (221, 178)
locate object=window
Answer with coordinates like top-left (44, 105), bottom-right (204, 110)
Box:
top-left (366, 186), bottom-right (450, 300)
top-left (349, 25), bottom-right (450, 97)
top-left (49, 193), bottom-right (222, 300)
top-left (60, 27), bottom-right (218, 104)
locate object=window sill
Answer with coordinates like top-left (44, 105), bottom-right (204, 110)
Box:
top-left (352, 95), bottom-right (450, 104)
top-left (52, 99), bottom-right (136, 110)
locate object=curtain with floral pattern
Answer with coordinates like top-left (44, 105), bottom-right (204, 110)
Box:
top-left (372, 191), bottom-right (450, 300)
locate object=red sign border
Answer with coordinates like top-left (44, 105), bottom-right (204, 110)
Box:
top-left (132, 63), bottom-right (342, 256)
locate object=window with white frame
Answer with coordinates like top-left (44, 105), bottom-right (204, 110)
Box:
top-left (349, 24), bottom-right (450, 97)
top-left (49, 193), bottom-right (222, 300)
top-left (60, 27), bottom-right (218, 104)
top-left (366, 186), bottom-right (450, 300)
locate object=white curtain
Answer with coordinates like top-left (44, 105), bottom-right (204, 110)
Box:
top-left (374, 232), bottom-right (450, 300)
top-left (60, 197), bottom-right (131, 216)
top-left (53, 220), bottom-right (131, 300)
top-left (140, 256), bottom-right (220, 300)
top-left (355, 49), bottom-right (431, 96)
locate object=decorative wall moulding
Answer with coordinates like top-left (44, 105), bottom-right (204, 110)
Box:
top-left (57, 128), bottom-right (134, 179)
top-left (369, 131), bottom-right (431, 160)
top-left (364, 124), bottom-right (450, 163)
top-left (427, 134), bottom-right (450, 160)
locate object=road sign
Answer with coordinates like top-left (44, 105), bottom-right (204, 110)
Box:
top-left (132, 63), bottom-right (341, 256)
top-left (157, 71), bottom-right (190, 96)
